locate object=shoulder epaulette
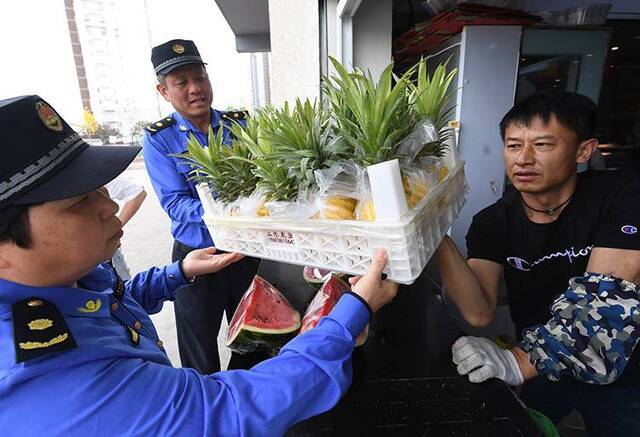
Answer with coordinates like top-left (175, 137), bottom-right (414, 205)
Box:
top-left (12, 297), bottom-right (77, 363)
top-left (221, 110), bottom-right (249, 122)
top-left (145, 116), bottom-right (175, 134)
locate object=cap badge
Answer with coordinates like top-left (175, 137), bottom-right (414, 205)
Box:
top-left (173, 43), bottom-right (185, 54)
top-left (35, 101), bottom-right (63, 132)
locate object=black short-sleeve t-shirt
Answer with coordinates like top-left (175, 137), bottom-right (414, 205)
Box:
top-left (466, 170), bottom-right (640, 337)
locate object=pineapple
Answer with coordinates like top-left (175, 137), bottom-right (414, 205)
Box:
top-left (323, 57), bottom-right (416, 167)
top-left (261, 99), bottom-right (355, 220)
top-left (322, 196), bottom-right (358, 220)
top-left (402, 173), bottom-right (430, 208)
top-left (323, 58), bottom-right (416, 221)
top-left (408, 57), bottom-right (458, 160)
top-left (356, 199), bottom-right (375, 221)
top-left (420, 157), bottom-right (449, 183)
top-left (173, 126), bottom-right (257, 204)
top-left (439, 165), bottom-right (449, 182)
top-left (229, 109), bottom-right (299, 207)
top-left (264, 98), bottom-right (349, 192)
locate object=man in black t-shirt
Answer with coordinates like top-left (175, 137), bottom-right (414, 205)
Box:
top-left (437, 91), bottom-right (640, 435)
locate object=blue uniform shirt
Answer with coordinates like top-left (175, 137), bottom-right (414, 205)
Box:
top-left (0, 263), bottom-right (369, 436)
top-left (142, 109), bottom-right (240, 248)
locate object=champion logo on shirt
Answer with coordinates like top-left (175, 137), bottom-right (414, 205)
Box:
top-left (506, 245), bottom-right (593, 272)
top-left (621, 225), bottom-right (638, 235)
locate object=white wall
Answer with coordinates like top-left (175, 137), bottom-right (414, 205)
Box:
top-left (269, 0), bottom-right (321, 106)
top-left (450, 26), bottom-right (523, 255)
top-left (352, 0), bottom-right (392, 80)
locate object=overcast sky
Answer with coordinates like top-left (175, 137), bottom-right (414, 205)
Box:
top-left (0, 0), bottom-right (253, 127)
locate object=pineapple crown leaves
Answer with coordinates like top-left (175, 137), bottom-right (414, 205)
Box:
top-left (171, 129), bottom-right (225, 182)
top-left (171, 128), bottom-right (257, 203)
top-left (409, 58), bottom-right (458, 130)
top-left (407, 57), bottom-right (458, 158)
top-left (260, 98), bottom-right (349, 191)
top-left (226, 107), bottom-right (299, 201)
top-left (323, 57), bottom-right (416, 166)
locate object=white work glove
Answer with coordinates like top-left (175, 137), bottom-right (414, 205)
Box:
top-left (452, 336), bottom-right (524, 386)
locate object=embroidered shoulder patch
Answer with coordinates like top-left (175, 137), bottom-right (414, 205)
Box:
top-left (12, 297), bottom-right (76, 363)
top-left (221, 110), bottom-right (249, 121)
top-left (144, 116), bottom-right (175, 134)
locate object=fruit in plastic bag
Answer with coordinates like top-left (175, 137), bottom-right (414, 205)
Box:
top-left (299, 275), bottom-right (368, 346)
top-left (226, 275), bottom-right (300, 354)
top-left (322, 195), bottom-right (357, 220)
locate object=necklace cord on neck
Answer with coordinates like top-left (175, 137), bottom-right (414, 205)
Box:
top-left (521, 194), bottom-right (573, 215)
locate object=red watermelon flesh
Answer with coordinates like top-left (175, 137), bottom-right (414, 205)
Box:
top-left (299, 275), bottom-right (368, 346)
top-left (226, 275), bottom-right (301, 354)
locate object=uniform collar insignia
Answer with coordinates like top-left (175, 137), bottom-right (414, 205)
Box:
top-left (77, 298), bottom-right (102, 313)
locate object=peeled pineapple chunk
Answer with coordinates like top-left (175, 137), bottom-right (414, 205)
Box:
top-left (323, 195), bottom-right (357, 220)
top-left (356, 199), bottom-right (375, 221)
top-left (403, 174), bottom-right (429, 208)
top-left (438, 165), bottom-right (449, 182)
top-left (257, 204), bottom-right (270, 217)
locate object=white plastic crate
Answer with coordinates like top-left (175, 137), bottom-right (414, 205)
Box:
top-left (198, 164), bottom-right (466, 284)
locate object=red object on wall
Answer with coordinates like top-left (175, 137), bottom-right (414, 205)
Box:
top-left (393, 3), bottom-right (540, 63)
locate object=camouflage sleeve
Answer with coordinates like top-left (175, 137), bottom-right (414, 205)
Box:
top-left (518, 273), bottom-right (640, 384)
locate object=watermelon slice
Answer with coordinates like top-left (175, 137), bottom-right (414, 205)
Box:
top-left (302, 266), bottom-right (349, 290)
top-left (226, 275), bottom-right (301, 355)
top-left (299, 274), bottom-right (369, 346)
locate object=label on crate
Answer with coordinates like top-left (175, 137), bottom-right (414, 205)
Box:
top-left (264, 230), bottom-right (297, 249)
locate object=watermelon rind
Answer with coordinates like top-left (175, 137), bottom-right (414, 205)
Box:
top-left (226, 325), bottom-right (299, 355)
top-left (302, 266), bottom-right (348, 290)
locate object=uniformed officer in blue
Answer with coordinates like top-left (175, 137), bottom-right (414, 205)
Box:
top-left (143, 39), bottom-right (260, 374)
top-left (0, 95), bottom-right (400, 435)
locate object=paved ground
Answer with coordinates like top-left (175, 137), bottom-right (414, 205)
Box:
top-left (118, 158), bottom-right (231, 369)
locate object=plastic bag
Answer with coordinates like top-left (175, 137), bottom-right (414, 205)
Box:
top-left (263, 186), bottom-right (320, 219)
top-left (226, 275), bottom-right (300, 355)
top-left (231, 189), bottom-right (269, 217)
top-left (195, 182), bottom-right (228, 217)
top-left (299, 274), bottom-right (368, 346)
top-left (401, 165), bottom-right (437, 208)
top-left (355, 172), bottom-right (375, 221)
top-left (419, 156), bottom-right (450, 183)
top-left (314, 161), bottom-right (366, 220)
top-left (395, 118), bottom-right (439, 166)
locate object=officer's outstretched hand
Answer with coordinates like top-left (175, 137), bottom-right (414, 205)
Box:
top-left (181, 247), bottom-right (244, 279)
top-left (348, 249), bottom-right (399, 313)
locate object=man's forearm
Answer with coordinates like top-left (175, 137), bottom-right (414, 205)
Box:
top-left (519, 273), bottom-right (640, 384)
top-left (510, 346), bottom-right (538, 381)
top-left (435, 236), bottom-right (497, 326)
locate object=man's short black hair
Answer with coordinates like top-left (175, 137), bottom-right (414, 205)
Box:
top-left (0, 204), bottom-right (33, 249)
top-left (499, 90), bottom-right (597, 142)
